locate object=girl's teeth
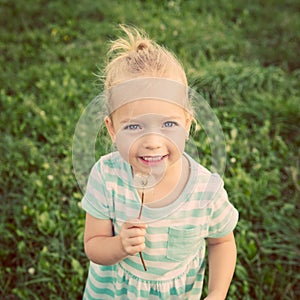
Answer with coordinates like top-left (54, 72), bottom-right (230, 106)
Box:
top-left (143, 156), bottom-right (162, 161)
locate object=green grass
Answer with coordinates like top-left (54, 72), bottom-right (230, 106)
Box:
top-left (1, 0), bottom-right (299, 299)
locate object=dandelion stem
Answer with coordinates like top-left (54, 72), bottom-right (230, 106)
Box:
top-left (138, 191), bottom-right (147, 271)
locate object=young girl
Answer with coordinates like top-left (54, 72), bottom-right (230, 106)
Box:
top-left (81, 26), bottom-right (238, 300)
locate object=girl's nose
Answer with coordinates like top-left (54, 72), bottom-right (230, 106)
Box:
top-left (142, 134), bottom-right (162, 150)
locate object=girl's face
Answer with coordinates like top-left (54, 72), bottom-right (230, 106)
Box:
top-left (105, 99), bottom-right (191, 181)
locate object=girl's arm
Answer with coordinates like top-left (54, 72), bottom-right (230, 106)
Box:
top-left (84, 213), bottom-right (146, 265)
top-left (204, 232), bottom-right (237, 300)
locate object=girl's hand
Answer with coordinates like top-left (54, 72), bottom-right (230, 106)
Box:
top-left (119, 220), bottom-right (147, 256)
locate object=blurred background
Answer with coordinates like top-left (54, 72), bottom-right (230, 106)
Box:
top-left (0, 0), bottom-right (299, 299)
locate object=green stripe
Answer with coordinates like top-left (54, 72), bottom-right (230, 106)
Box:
top-left (170, 284), bottom-right (185, 295)
top-left (128, 284), bottom-right (150, 298)
top-left (123, 258), bottom-right (183, 277)
top-left (142, 252), bottom-right (167, 262)
top-left (115, 273), bottom-right (150, 297)
top-left (81, 199), bottom-right (109, 219)
top-left (145, 239), bottom-right (168, 248)
top-left (88, 175), bottom-right (105, 192)
top-left (87, 280), bottom-right (115, 298)
top-left (172, 207), bottom-right (211, 218)
top-left (212, 201), bottom-right (230, 219)
top-left (209, 210), bottom-right (238, 235)
top-left (90, 265), bottom-right (114, 283)
top-left (145, 226), bottom-right (169, 235)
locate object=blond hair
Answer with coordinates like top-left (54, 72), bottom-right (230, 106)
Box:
top-left (104, 25), bottom-right (187, 89)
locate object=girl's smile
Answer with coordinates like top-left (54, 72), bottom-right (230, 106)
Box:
top-left (139, 155), bottom-right (168, 165)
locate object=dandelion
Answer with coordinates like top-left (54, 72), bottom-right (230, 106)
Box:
top-left (230, 157), bottom-right (236, 163)
top-left (28, 267), bottom-right (35, 275)
top-left (47, 175), bottom-right (54, 181)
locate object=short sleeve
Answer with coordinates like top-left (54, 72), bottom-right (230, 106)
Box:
top-left (207, 178), bottom-right (238, 238)
top-left (81, 160), bottom-right (111, 220)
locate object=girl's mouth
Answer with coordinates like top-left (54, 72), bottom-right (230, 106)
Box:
top-left (139, 155), bottom-right (167, 165)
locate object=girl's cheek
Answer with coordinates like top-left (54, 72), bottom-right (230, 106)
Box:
top-left (115, 132), bottom-right (138, 162)
top-left (162, 127), bottom-right (187, 154)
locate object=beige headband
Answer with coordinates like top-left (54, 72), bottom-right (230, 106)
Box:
top-left (105, 77), bottom-right (189, 114)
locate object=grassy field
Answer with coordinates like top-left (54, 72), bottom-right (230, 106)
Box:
top-left (1, 0), bottom-right (299, 299)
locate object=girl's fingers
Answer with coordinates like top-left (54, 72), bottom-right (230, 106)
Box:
top-left (121, 235), bottom-right (145, 255)
top-left (122, 221), bottom-right (147, 238)
top-left (132, 227), bottom-right (146, 237)
top-left (124, 220), bottom-right (147, 229)
top-left (123, 227), bottom-right (146, 240)
top-left (130, 236), bottom-right (145, 246)
top-left (125, 242), bottom-right (146, 255)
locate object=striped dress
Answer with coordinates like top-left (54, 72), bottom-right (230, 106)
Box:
top-left (81, 152), bottom-right (238, 299)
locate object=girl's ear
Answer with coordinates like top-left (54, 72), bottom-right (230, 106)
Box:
top-left (105, 116), bottom-right (116, 142)
top-left (185, 114), bottom-right (193, 134)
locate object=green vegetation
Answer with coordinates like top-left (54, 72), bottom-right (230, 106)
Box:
top-left (1, 1), bottom-right (299, 299)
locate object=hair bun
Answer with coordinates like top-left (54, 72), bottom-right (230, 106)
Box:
top-left (136, 42), bottom-right (147, 52)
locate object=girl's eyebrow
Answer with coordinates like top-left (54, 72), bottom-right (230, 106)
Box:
top-left (165, 115), bottom-right (182, 120)
top-left (119, 118), bottom-right (133, 124)
top-left (160, 115), bottom-right (184, 122)
top-left (119, 114), bottom-right (184, 124)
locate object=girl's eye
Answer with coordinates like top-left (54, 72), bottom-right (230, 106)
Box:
top-left (124, 124), bottom-right (142, 130)
top-left (163, 121), bottom-right (178, 128)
